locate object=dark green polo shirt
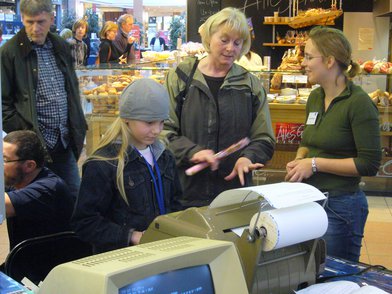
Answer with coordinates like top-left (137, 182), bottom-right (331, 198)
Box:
top-left (300, 81), bottom-right (381, 194)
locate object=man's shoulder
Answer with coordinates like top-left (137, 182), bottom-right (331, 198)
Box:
top-left (27, 167), bottom-right (69, 193)
top-left (7, 168), bottom-right (70, 205)
top-left (48, 32), bottom-right (70, 49)
top-left (38, 167), bottom-right (66, 183)
top-left (1, 30), bottom-right (25, 53)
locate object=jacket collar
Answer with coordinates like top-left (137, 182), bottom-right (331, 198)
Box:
top-left (126, 139), bottom-right (166, 162)
top-left (316, 80), bottom-right (354, 102)
top-left (118, 28), bottom-right (128, 38)
top-left (181, 56), bottom-right (249, 84)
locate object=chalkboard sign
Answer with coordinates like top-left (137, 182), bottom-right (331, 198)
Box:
top-left (187, 0), bottom-right (221, 42)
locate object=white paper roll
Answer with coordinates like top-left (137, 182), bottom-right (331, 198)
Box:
top-left (249, 202), bottom-right (328, 251)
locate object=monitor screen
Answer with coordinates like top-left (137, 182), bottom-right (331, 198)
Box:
top-left (38, 236), bottom-right (248, 294)
top-left (119, 265), bottom-right (214, 294)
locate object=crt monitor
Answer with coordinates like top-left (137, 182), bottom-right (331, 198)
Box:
top-left (38, 236), bottom-right (248, 294)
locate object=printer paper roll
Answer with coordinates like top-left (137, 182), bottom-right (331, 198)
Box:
top-left (249, 202), bottom-right (328, 252)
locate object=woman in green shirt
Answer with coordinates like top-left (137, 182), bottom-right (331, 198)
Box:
top-left (285, 26), bottom-right (381, 262)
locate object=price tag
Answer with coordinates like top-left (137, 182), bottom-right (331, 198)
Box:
top-left (282, 75), bottom-right (308, 84)
top-left (294, 75), bottom-right (308, 83)
top-left (282, 75), bottom-right (295, 83)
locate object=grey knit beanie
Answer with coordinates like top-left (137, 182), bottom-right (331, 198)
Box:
top-left (119, 78), bottom-right (169, 121)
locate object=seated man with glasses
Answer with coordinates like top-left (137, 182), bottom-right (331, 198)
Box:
top-left (3, 130), bottom-right (75, 252)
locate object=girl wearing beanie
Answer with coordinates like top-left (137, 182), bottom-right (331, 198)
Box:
top-left (72, 79), bottom-right (182, 254)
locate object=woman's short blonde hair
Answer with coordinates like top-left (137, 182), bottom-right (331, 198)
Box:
top-left (199, 7), bottom-right (251, 59)
top-left (99, 21), bottom-right (118, 39)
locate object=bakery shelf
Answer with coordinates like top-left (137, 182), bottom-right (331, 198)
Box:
top-left (288, 10), bottom-right (343, 29)
top-left (263, 43), bottom-right (297, 47)
top-left (263, 22), bottom-right (291, 25)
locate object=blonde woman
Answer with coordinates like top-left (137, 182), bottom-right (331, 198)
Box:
top-left (72, 79), bottom-right (182, 254)
top-left (163, 7), bottom-right (275, 208)
top-left (97, 21), bottom-right (122, 64)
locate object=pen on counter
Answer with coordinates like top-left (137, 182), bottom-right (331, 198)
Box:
top-left (185, 137), bottom-right (251, 176)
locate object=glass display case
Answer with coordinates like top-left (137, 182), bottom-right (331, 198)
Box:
top-left (76, 63), bottom-right (170, 154)
top-left (76, 65), bottom-right (391, 194)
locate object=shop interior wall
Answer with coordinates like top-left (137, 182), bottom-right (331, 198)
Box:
top-left (343, 12), bottom-right (389, 92)
top-left (103, 11), bottom-right (124, 22)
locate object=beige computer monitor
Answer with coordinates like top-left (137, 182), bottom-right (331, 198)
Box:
top-left (38, 236), bottom-right (248, 294)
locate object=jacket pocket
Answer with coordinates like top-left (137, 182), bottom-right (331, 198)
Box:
top-left (161, 169), bottom-right (175, 208)
top-left (124, 173), bottom-right (148, 215)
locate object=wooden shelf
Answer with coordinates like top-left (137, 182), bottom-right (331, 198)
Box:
top-left (381, 131), bottom-right (392, 137)
top-left (288, 10), bottom-right (343, 29)
top-left (263, 22), bottom-right (291, 25)
top-left (266, 20), bottom-right (335, 27)
top-left (263, 43), bottom-right (297, 47)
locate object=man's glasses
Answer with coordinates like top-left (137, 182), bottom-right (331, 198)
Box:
top-left (3, 158), bottom-right (27, 163)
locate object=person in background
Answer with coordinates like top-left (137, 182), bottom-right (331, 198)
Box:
top-left (59, 28), bottom-right (72, 40)
top-left (67, 19), bottom-right (88, 67)
top-left (113, 14), bottom-right (136, 63)
top-left (236, 48), bottom-right (263, 71)
top-left (1, 0), bottom-right (87, 201)
top-left (150, 31), bottom-right (166, 52)
top-left (72, 79), bottom-right (182, 254)
top-left (98, 21), bottom-right (122, 64)
top-left (163, 7), bottom-right (275, 208)
top-left (3, 130), bottom-right (74, 251)
top-left (49, 24), bottom-right (57, 34)
top-left (82, 15), bottom-right (91, 63)
top-left (83, 35), bottom-right (91, 64)
top-left (285, 26), bottom-right (381, 262)
top-left (236, 26), bottom-right (263, 71)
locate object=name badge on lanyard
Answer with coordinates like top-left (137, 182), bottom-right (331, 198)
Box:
top-left (306, 112), bottom-right (318, 125)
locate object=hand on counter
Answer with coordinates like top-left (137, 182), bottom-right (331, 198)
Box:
top-left (285, 158), bottom-right (313, 182)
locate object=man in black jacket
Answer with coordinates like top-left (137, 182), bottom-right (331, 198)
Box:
top-left (1, 0), bottom-right (87, 201)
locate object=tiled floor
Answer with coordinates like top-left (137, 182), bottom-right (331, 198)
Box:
top-left (360, 196), bottom-right (392, 269)
top-left (0, 196), bottom-right (391, 269)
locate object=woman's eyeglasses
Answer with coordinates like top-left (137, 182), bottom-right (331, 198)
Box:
top-left (303, 54), bottom-right (324, 61)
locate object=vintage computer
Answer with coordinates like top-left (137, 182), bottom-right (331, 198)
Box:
top-left (38, 236), bottom-right (248, 294)
top-left (141, 182), bottom-right (328, 294)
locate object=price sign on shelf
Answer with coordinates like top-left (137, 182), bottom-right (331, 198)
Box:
top-left (282, 75), bottom-right (308, 84)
